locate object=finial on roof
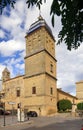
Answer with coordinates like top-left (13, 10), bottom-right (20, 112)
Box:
top-left (3, 67), bottom-right (10, 73)
top-left (38, 15), bottom-right (43, 20)
top-left (3, 64), bottom-right (10, 72)
top-left (39, 8), bottom-right (41, 16)
top-left (38, 9), bottom-right (43, 20)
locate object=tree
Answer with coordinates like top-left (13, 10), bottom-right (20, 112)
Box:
top-left (0, 0), bottom-right (83, 50)
top-left (0, 0), bottom-right (16, 14)
top-left (57, 99), bottom-right (72, 112)
top-left (77, 102), bottom-right (83, 110)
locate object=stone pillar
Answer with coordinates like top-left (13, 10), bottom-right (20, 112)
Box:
top-left (21, 109), bottom-right (25, 122)
top-left (17, 108), bottom-right (21, 122)
top-left (71, 104), bottom-right (77, 117)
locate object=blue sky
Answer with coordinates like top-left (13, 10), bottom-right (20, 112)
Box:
top-left (0, 0), bottom-right (83, 95)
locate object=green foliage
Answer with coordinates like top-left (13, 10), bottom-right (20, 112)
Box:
top-left (26, 0), bottom-right (43, 9)
top-left (0, 0), bottom-right (16, 14)
top-left (26, 0), bottom-right (83, 50)
top-left (77, 102), bottom-right (83, 110)
top-left (0, 0), bottom-right (83, 50)
top-left (57, 99), bottom-right (72, 112)
top-left (50, 0), bottom-right (83, 50)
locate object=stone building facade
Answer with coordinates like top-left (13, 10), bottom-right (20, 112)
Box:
top-left (76, 80), bottom-right (83, 103)
top-left (57, 88), bottom-right (77, 104)
top-left (1, 75), bottom-right (24, 111)
top-left (1, 16), bottom-right (77, 116)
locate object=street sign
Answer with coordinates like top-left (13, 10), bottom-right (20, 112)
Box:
top-left (8, 102), bottom-right (16, 105)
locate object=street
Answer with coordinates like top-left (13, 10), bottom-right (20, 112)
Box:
top-left (0, 114), bottom-right (83, 130)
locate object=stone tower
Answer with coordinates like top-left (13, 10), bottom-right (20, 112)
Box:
top-left (24, 16), bottom-right (57, 116)
top-left (76, 80), bottom-right (83, 100)
top-left (2, 67), bottom-right (10, 82)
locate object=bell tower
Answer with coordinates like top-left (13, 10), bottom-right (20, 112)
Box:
top-left (2, 67), bottom-right (10, 82)
top-left (24, 15), bottom-right (57, 116)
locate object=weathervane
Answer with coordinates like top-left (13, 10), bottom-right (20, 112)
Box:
top-left (39, 8), bottom-right (41, 16)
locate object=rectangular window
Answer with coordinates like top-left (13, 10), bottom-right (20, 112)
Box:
top-left (32, 87), bottom-right (36, 94)
top-left (50, 87), bottom-right (53, 95)
top-left (16, 90), bottom-right (20, 97)
top-left (50, 63), bottom-right (53, 73)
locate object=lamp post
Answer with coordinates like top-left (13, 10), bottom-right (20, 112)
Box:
top-left (0, 93), bottom-right (2, 115)
top-left (3, 102), bottom-right (6, 126)
top-left (0, 95), bottom-right (1, 102)
top-left (0, 80), bottom-right (6, 126)
top-left (0, 92), bottom-right (6, 126)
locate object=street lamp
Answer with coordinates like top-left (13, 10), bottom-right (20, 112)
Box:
top-left (0, 93), bottom-right (3, 115)
top-left (0, 92), bottom-right (6, 126)
top-left (3, 102), bottom-right (6, 126)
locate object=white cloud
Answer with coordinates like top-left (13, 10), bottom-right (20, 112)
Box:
top-left (0, 39), bottom-right (25, 56)
top-left (0, 81), bottom-right (2, 90)
top-left (0, 64), bottom-right (6, 79)
top-left (0, 30), bottom-right (5, 38)
top-left (56, 43), bottom-right (83, 95)
top-left (15, 63), bottom-right (24, 70)
top-left (1, 15), bottom-right (21, 32)
top-left (19, 51), bottom-right (25, 58)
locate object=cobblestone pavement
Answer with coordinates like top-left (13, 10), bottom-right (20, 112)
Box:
top-left (0, 114), bottom-right (82, 130)
top-left (0, 115), bottom-right (29, 126)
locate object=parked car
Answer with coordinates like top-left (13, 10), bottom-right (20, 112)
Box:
top-left (5, 111), bottom-right (11, 115)
top-left (81, 125), bottom-right (83, 130)
top-left (0, 108), bottom-right (4, 115)
top-left (0, 108), bottom-right (11, 115)
top-left (27, 111), bottom-right (38, 117)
